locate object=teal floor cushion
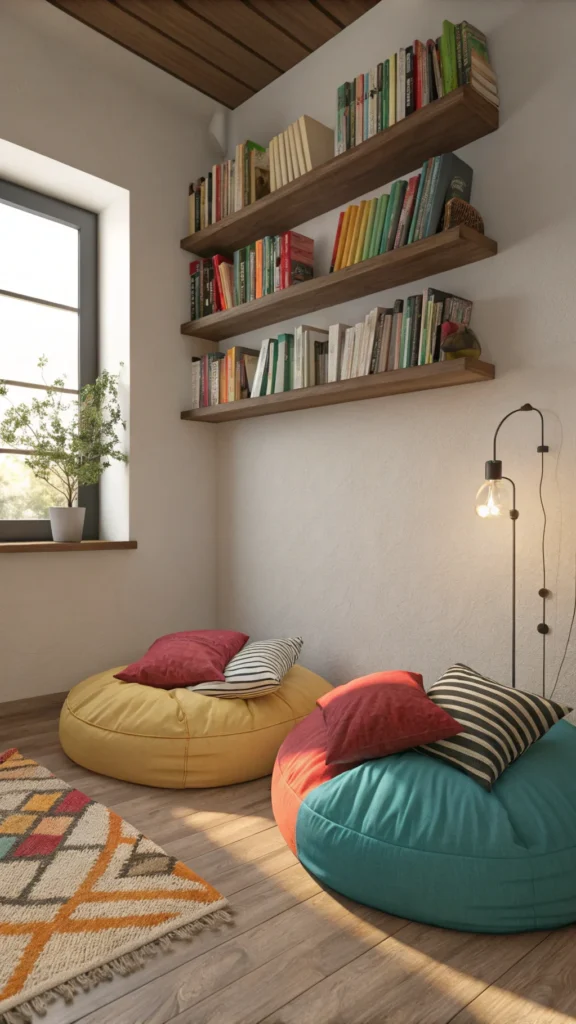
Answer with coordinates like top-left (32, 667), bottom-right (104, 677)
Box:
top-left (272, 709), bottom-right (576, 933)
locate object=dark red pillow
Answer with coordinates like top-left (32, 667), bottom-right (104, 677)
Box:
top-left (317, 671), bottom-right (463, 765)
top-left (115, 630), bottom-right (249, 688)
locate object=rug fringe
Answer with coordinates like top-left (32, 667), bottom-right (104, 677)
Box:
top-left (0, 909), bottom-right (232, 1023)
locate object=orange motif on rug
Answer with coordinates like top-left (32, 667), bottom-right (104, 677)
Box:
top-left (0, 749), bottom-right (230, 1023)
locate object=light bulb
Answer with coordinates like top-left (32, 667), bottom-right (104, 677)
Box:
top-left (475, 479), bottom-right (509, 519)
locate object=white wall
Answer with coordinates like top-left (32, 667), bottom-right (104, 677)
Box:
top-left (220, 0), bottom-right (576, 707)
top-left (0, 0), bottom-right (223, 701)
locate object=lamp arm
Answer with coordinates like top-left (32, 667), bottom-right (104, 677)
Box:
top-left (492, 404), bottom-right (546, 462)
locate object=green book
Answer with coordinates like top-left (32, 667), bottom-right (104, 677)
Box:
top-left (384, 180), bottom-right (407, 251)
top-left (440, 21), bottom-right (458, 93)
top-left (277, 333), bottom-right (293, 392)
top-left (266, 339), bottom-right (278, 395)
top-left (285, 334), bottom-right (295, 390)
top-left (244, 141), bottom-right (265, 207)
top-left (408, 161), bottom-right (428, 245)
top-left (369, 194), bottom-right (388, 258)
top-left (362, 199), bottom-right (378, 261)
top-left (413, 159), bottom-right (436, 242)
top-left (378, 191), bottom-right (395, 254)
top-left (382, 59), bottom-right (389, 130)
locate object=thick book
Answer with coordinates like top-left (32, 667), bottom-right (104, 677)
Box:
top-left (412, 160), bottom-right (435, 242)
top-left (286, 122), bottom-right (302, 178)
top-left (422, 153), bottom-right (473, 238)
top-left (191, 357), bottom-right (201, 409)
top-left (281, 231), bottom-right (314, 288)
top-left (250, 146), bottom-right (270, 203)
top-left (274, 334), bottom-right (291, 393)
top-left (298, 115), bottom-right (334, 171)
top-left (461, 21), bottom-right (489, 82)
top-left (252, 339), bottom-right (273, 397)
top-left (302, 326), bottom-right (329, 387)
top-left (189, 260), bottom-right (200, 321)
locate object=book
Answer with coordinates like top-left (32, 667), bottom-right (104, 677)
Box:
top-left (342, 205), bottom-right (360, 268)
top-left (362, 198), bottom-right (378, 261)
top-left (353, 201), bottom-right (370, 264)
top-left (281, 231), bottom-right (314, 288)
top-left (340, 326), bottom-right (355, 380)
top-left (431, 39), bottom-right (443, 98)
top-left (409, 293), bottom-right (423, 366)
top-left (391, 299), bottom-right (404, 369)
top-left (330, 211), bottom-right (345, 273)
top-left (405, 46), bottom-right (415, 116)
top-left (368, 67), bottom-right (378, 137)
top-left (188, 183), bottom-right (195, 236)
top-left (286, 122), bottom-right (301, 178)
top-left (274, 334), bottom-right (290, 393)
top-left (334, 206), bottom-right (351, 273)
top-left (336, 83), bottom-right (348, 155)
top-left (361, 306), bottom-right (384, 376)
top-left (383, 180), bottom-right (407, 251)
top-left (412, 160), bottom-right (435, 242)
top-left (250, 146), bottom-right (270, 203)
top-left (350, 321), bottom-right (365, 378)
top-left (388, 53), bottom-right (396, 126)
top-left (383, 59), bottom-right (390, 130)
top-left (440, 20), bottom-right (458, 93)
top-left (266, 340), bottom-right (278, 395)
top-left (328, 323), bottom-right (348, 382)
top-left (422, 153), bottom-right (473, 238)
top-left (277, 133), bottom-right (288, 187)
top-left (269, 137), bottom-right (278, 191)
top-left (189, 260), bottom-right (200, 321)
top-left (461, 21), bottom-right (489, 81)
top-left (394, 174), bottom-right (420, 248)
top-left (455, 22), bottom-right (464, 86)
top-left (364, 73), bottom-right (369, 141)
top-left (298, 116), bottom-right (334, 171)
top-left (396, 48), bottom-right (406, 121)
top-left (252, 339), bottom-right (273, 397)
top-left (355, 74), bottom-right (364, 146)
top-left (369, 194), bottom-right (389, 258)
top-left (376, 62), bottom-right (384, 132)
top-left (378, 310), bottom-right (394, 372)
top-left (191, 358), bottom-right (201, 409)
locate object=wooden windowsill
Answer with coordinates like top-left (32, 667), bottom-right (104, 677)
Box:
top-left (0, 540), bottom-right (137, 554)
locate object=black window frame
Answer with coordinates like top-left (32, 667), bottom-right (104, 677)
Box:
top-left (0, 179), bottom-right (98, 542)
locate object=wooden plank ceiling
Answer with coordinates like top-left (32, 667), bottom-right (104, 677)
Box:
top-left (46, 0), bottom-right (380, 109)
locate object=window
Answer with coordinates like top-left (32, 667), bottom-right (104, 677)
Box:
top-left (0, 180), bottom-right (97, 541)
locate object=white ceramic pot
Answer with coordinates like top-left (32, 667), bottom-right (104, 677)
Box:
top-left (49, 506), bottom-right (86, 543)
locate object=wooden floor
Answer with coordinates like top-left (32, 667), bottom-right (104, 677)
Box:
top-left (2, 696), bottom-right (576, 1024)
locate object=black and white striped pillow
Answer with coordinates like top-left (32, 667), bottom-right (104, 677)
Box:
top-left (188, 638), bottom-right (303, 698)
top-left (417, 664), bottom-right (571, 791)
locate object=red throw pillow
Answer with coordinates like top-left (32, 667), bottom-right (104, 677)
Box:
top-left (317, 671), bottom-right (463, 765)
top-left (115, 630), bottom-right (249, 688)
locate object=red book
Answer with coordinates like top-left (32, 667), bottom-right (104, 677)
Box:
top-left (280, 231), bottom-right (314, 290)
top-left (329, 212), bottom-right (345, 273)
top-left (213, 254), bottom-right (233, 310)
top-left (394, 174), bottom-right (420, 249)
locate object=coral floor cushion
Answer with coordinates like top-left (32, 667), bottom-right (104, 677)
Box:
top-left (272, 713), bottom-right (576, 933)
top-left (60, 665), bottom-right (331, 788)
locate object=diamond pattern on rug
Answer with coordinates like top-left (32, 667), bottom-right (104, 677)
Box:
top-left (0, 748), bottom-right (229, 1023)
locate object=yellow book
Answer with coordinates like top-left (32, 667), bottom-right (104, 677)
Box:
top-left (269, 137), bottom-right (277, 192)
top-left (341, 205), bottom-right (359, 268)
top-left (333, 206), bottom-right (351, 272)
top-left (353, 201), bottom-right (369, 264)
top-left (389, 54), bottom-right (397, 127)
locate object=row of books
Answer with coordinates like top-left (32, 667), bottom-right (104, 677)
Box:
top-left (330, 153), bottom-right (472, 272)
top-left (188, 140), bottom-right (269, 234)
top-left (269, 116), bottom-right (334, 191)
top-left (336, 20), bottom-right (496, 154)
top-left (187, 115), bottom-right (335, 234)
top-left (190, 289), bottom-right (473, 408)
top-left (189, 231), bottom-right (314, 320)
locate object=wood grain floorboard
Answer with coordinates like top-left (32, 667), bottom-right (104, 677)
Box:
top-left (2, 697), bottom-right (574, 1024)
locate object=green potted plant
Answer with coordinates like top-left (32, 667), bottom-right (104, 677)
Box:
top-left (0, 358), bottom-right (128, 542)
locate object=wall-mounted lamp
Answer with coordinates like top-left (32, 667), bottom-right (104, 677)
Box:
top-left (475, 403), bottom-right (549, 690)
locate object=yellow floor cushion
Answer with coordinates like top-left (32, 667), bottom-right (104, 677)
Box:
top-left (59, 665), bottom-right (332, 788)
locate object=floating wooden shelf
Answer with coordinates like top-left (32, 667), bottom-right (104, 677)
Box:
top-left (181, 358), bottom-right (495, 423)
top-left (181, 226), bottom-right (497, 342)
top-left (181, 86), bottom-right (498, 258)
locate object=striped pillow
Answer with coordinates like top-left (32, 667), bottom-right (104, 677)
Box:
top-left (188, 638), bottom-right (303, 699)
top-left (418, 664), bottom-right (571, 791)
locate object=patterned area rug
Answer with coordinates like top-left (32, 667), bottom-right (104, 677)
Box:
top-left (0, 749), bottom-right (230, 1024)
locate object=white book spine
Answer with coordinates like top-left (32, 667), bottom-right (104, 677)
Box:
top-left (294, 327), bottom-right (304, 389)
top-left (380, 315), bottom-right (393, 372)
top-left (234, 144), bottom-right (243, 212)
top-left (397, 48), bottom-right (406, 122)
top-left (251, 339), bottom-right (269, 398)
top-left (209, 359), bottom-right (220, 405)
top-left (328, 323), bottom-right (347, 382)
